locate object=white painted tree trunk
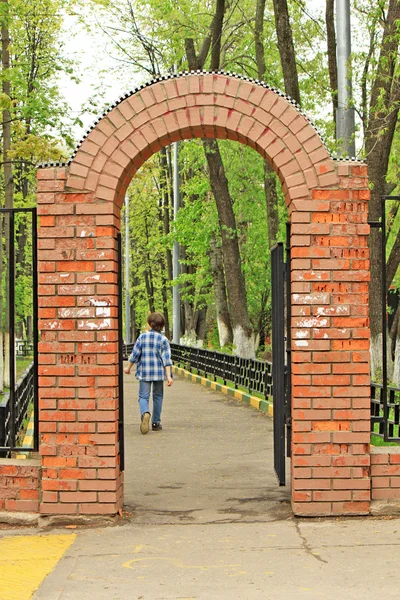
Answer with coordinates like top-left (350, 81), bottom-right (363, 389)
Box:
top-left (233, 325), bottom-right (255, 359)
top-left (370, 332), bottom-right (394, 382)
top-left (387, 335), bottom-right (394, 381)
top-left (393, 335), bottom-right (400, 386)
top-left (217, 317), bottom-right (232, 348)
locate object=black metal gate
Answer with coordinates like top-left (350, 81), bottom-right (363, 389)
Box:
top-left (369, 195), bottom-right (400, 442)
top-left (271, 228), bottom-right (291, 485)
top-left (117, 233), bottom-right (125, 471)
top-left (0, 208), bottom-right (38, 454)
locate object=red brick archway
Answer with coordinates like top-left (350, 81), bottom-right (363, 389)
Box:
top-left (35, 72), bottom-right (370, 517)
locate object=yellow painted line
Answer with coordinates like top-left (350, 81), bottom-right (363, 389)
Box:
top-left (250, 397), bottom-right (261, 410)
top-left (0, 533), bottom-right (76, 600)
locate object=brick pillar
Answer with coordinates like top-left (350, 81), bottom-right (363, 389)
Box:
top-left (37, 166), bottom-right (123, 515)
top-left (291, 162), bottom-right (371, 516)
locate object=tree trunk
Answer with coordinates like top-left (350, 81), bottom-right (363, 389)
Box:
top-left (264, 163), bottom-right (279, 247)
top-left (26, 315), bottom-right (33, 344)
top-left (272, 0), bottom-right (301, 105)
top-left (185, 4), bottom-right (255, 357)
top-left (195, 308), bottom-right (207, 346)
top-left (161, 266), bottom-right (171, 339)
top-left (255, 0), bottom-right (280, 247)
top-left (209, 233), bottom-right (233, 347)
top-left (203, 139), bottom-right (255, 357)
top-left (325, 0), bottom-right (338, 128)
top-left (144, 269), bottom-right (155, 313)
top-left (0, 219), bottom-right (3, 393)
top-left (365, 0), bottom-right (400, 378)
top-left (2, 1), bottom-right (13, 389)
top-left (255, 0), bottom-right (266, 81)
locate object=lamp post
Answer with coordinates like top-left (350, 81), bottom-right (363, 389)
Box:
top-left (172, 141), bottom-right (181, 343)
top-left (336, 0), bottom-right (356, 157)
top-left (125, 194), bottom-right (131, 344)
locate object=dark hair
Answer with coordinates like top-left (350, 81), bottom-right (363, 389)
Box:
top-left (147, 312), bottom-right (165, 332)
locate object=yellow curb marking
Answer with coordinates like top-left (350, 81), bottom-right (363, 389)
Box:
top-left (0, 533), bottom-right (76, 600)
top-left (250, 397), bottom-right (261, 409)
top-left (16, 413), bottom-right (35, 459)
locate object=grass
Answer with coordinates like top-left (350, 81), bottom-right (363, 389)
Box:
top-left (16, 357), bottom-right (33, 379)
top-left (371, 434), bottom-right (399, 447)
top-left (0, 358), bottom-right (33, 402)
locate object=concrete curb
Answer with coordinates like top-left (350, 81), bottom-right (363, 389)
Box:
top-left (172, 366), bottom-right (273, 417)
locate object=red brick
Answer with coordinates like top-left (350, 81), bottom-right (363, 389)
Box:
top-left (332, 501), bottom-right (369, 514)
top-left (60, 491), bottom-right (97, 503)
top-left (59, 468), bottom-right (96, 480)
top-left (42, 480), bottom-right (77, 491)
top-left (5, 499), bottom-right (39, 512)
top-left (40, 503), bottom-right (77, 514)
top-left (314, 490), bottom-right (351, 502)
top-left (293, 502), bottom-right (333, 516)
top-left (42, 491), bottom-right (58, 503)
top-left (78, 503), bottom-right (118, 514)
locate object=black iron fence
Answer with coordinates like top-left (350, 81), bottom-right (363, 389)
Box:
top-left (368, 195), bottom-right (400, 444)
top-left (0, 362), bottom-right (35, 456)
top-left (123, 342), bottom-right (273, 400)
top-left (371, 381), bottom-right (400, 442)
top-left (0, 207), bottom-right (38, 453)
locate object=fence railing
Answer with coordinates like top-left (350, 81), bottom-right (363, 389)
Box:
top-left (0, 362), bottom-right (35, 456)
top-left (123, 342), bottom-right (273, 400)
top-left (370, 380), bottom-right (400, 442)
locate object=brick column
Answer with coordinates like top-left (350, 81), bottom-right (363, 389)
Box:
top-left (37, 166), bottom-right (123, 515)
top-left (291, 162), bottom-right (371, 516)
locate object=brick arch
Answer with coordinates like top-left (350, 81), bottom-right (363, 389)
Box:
top-left (67, 72), bottom-right (338, 212)
top-left (32, 71), bottom-right (371, 519)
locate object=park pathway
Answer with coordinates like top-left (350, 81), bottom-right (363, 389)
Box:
top-left (7, 372), bottom-right (400, 600)
top-left (123, 373), bottom-right (291, 524)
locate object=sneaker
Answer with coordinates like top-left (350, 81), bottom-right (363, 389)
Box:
top-left (152, 422), bottom-right (162, 431)
top-left (140, 412), bottom-right (150, 435)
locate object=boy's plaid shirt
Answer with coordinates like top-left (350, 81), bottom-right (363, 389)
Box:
top-left (128, 330), bottom-right (172, 381)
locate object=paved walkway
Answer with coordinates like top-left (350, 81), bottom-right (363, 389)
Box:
top-left (122, 374), bottom-right (290, 524)
top-left (1, 372), bottom-right (400, 599)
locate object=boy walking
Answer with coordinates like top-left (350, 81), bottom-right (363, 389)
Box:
top-left (124, 312), bottom-right (173, 434)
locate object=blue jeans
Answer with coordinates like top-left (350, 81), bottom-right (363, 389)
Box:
top-left (138, 380), bottom-right (164, 423)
